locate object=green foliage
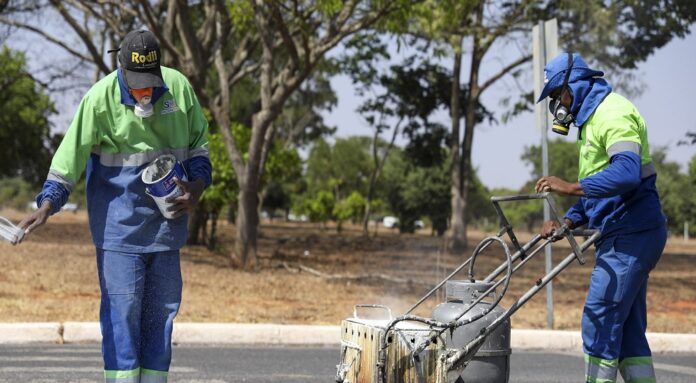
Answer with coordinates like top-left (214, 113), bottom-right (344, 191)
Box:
top-left (305, 137), bottom-right (372, 198)
top-left (381, 150), bottom-right (490, 235)
top-left (199, 133), bottom-right (238, 215)
top-left (333, 191), bottom-right (367, 232)
top-left (306, 190), bottom-right (335, 225)
top-left (0, 47), bottom-right (55, 185)
top-left (653, 148), bottom-right (695, 235)
top-left (0, 177), bottom-right (34, 210)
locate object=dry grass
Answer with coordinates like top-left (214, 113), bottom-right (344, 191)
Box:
top-left (0, 208), bottom-right (695, 333)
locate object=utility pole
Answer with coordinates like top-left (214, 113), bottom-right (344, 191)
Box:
top-left (533, 18), bottom-right (558, 330)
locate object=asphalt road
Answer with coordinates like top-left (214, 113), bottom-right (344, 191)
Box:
top-left (0, 344), bottom-right (694, 382)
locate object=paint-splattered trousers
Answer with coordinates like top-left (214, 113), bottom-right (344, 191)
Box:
top-left (97, 249), bottom-right (182, 383)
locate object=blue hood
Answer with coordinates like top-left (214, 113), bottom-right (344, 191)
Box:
top-left (537, 52), bottom-right (612, 126)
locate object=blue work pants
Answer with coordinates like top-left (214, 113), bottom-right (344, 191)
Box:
top-left (96, 249), bottom-right (182, 383)
top-left (582, 225), bottom-right (667, 383)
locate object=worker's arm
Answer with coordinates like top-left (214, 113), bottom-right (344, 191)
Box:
top-left (564, 198), bottom-right (588, 229)
top-left (579, 150), bottom-right (641, 198)
top-left (20, 94), bottom-right (99, 234)
top-left (581, 110), bottom-right (643, 198)
top-left (165, 80), bottom-right (212, 218)
top-left (184, 78), bottom-right (212, 188)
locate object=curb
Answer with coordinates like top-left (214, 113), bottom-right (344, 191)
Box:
top-left (1, 323), bottom-right (695, 353)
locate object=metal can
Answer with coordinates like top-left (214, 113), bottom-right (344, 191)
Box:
top-left (141, 154), bottom-right (188, 219)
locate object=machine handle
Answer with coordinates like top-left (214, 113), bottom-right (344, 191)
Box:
top-left (353, 304), bottom-right (392, 320)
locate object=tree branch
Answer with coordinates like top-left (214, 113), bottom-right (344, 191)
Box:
top-left (479, 53), bottom-right (532, 94)
top-left (137, 0), bottom-right (184, 64)
top-left (48, 0), bottom-right (111, 74)
top-left (0, 16), bottom-right (95, 64)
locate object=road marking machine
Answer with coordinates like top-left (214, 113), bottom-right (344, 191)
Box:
top-left (335, 193), bottom-right (600, 383)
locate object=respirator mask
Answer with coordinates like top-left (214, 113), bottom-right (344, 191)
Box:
top-left (549, 53), bottom-right (575, 136)
top-left (131, 87), bottom-right (154, 118)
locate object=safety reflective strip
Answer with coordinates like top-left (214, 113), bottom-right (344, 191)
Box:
top-left (93, 148), bottom-right (189, 167)
top-left (141, 368), bottom-right (168, 383)
top-left (620, 356), bottom-right (656, 383)
top-left (47, 170), bottom-right (75, 192)
top-left (607, 141), bottom-right (641, 158)
top-left (605, 141), bottom-right (656, 179)
top-left (640, 162), bottom-right (656, 179)
top-left (105, 368), bottom-right (140, 383)
top-left (585, 354), bottom-right (618, 383)
top-left (189, 146), bottom-right (209, 158)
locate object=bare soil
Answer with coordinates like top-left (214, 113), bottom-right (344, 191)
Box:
top-left (1, 209), bottom-right (694, 333)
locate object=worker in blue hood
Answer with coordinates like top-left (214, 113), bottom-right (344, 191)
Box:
top-left (535, 52), bottom-right (667, 383)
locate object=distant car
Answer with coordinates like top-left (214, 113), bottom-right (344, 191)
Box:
top-left (414, 220), bottom-right (425, 229)
top-left (63, 203), bottom-right (79, 213)
top-left (287, 213), bottom-right (308, 222)
top-left (383, 216), bottom-right (399, 228)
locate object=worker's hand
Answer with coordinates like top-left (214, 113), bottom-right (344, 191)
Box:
top-left (539, 219), bottom-right (574, 241)
top-left (534, 176), bottom-right (585, 196)
top-left (17, 200), bottom-right (53, 243)
top-left (166, 178), bottom-right (205, 218)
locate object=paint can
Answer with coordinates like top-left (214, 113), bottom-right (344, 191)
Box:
top-left (141, 154), bottom-right (188, 219)
top-left (0, 216), bottom-right (24, 245)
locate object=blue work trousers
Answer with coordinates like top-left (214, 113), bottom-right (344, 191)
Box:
top-left (96, 249), bottom-right (182, 383)
top-left (581, 225), bottom-right (666, 382)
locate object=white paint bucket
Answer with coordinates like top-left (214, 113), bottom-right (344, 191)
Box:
top-left (0, 216), bottom-right (24, 244)
top-left (141, 154), bottom-right (188, 219)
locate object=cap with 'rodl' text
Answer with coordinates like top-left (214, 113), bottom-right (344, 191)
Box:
top-left (118, 30), bottom-right (164, 89)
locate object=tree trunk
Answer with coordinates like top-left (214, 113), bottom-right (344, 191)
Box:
top-left (459, 4), bottom-right (485, 253)
top-left (363, 118), bottom-right (401, 235)
top-left (207, 211), bottom-right (218, 250)
top-left (362, 168), bottom-right (378, 235)
top-left (187, 205), bottom-right (207, 245)
top-left (235, 188), bottom-right (259, 270)
top-left (449, 36), bottom-right (467, 253)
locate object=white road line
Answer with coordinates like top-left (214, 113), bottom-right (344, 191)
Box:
top-left (654, 363), bottom-right (696, 377)
top-left (0, 356), bottom-right (99, 362)
top-left (0, 366), bottom-right (197, 373)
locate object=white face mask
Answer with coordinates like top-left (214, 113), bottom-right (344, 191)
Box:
top-left (134, 102), bottom-right (153, 118)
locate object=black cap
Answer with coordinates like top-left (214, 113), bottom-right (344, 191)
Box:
top-left (117, 30), bottom-right (164, 89)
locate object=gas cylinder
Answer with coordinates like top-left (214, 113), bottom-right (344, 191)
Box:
top-left (432, 280), bottom-right (511, 383)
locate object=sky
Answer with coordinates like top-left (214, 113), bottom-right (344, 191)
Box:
top-left (322, 32), bottom-right (696, 190)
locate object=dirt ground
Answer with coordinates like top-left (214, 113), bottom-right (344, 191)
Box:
top-left (1, 209), bottom-right (695, 333)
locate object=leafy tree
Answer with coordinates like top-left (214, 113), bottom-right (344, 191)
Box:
top-left (352, 56), bottom-right (491, 235)
top-left (652, 147), bottom-right (692, 235)
top-left (382, 149), bottom-right (490, 236)
top-left (189, 132), bottom-right (239, 249)
top-left (0, 47), bottom-right (55, 185)
top-left (333, 191), bottom-right (367, 232)
top-left (388, 0), bottom-right (696, 252)
top-left (305, 137), bottom-right (372, 199)
top-left (305, 190), bottom-right (335, 228)
top-left (1, 0), bottom-right (416, 269)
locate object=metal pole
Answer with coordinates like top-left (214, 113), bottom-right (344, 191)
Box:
top-left (534, 19), bottom-right (558, 329)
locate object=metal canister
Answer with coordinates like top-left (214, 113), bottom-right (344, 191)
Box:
top-left (141, 154), bottom-right (188, 219)
top-left (432, 280), bottom-right (511, 383)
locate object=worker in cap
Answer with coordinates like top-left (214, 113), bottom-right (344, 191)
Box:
top-left (18, 30), bottom-right (213, 382)
top-left (534, 52), bottom-right (666, 383)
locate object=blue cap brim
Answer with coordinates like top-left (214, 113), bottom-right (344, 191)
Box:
top-left (536, 68), bottom-right (604, 103)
